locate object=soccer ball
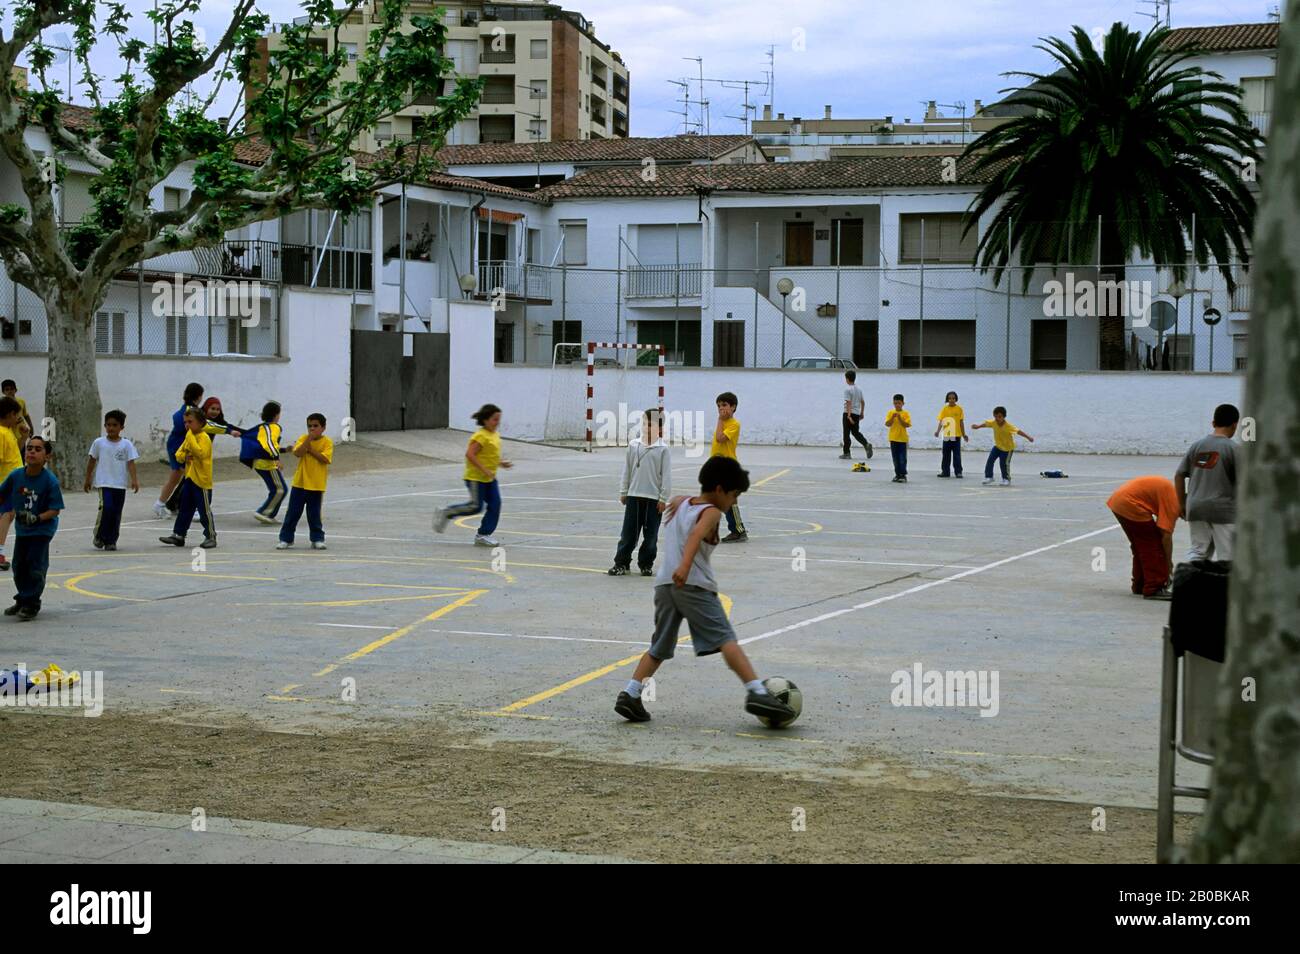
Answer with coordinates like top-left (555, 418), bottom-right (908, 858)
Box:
top-left (759, 676), bottom-right (802, 729)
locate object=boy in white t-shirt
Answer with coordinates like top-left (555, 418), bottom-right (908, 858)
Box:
top-left (83, 409), bottom-right (140, 551)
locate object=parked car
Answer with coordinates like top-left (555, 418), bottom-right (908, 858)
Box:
top-left (782, 357), bottom-right (857, 369)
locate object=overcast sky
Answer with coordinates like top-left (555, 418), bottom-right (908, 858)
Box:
top-left (6, 0), bottom-right (1282, 136)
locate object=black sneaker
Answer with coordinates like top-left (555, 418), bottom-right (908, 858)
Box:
top-left (937, 473), bottom-right (950, 478)
top-left (92, 537), bottom-right (105, 549)
top-left (866, 442), bottom-right (874, 459)
top-left (838, 453), bottom-right (851, 460)
top-left (721, 531), bottom-right (748, 543)
top-left (200, 537), bottom-right (218, 549)
top-left (607, 564), bottom-right (629, 576)
top-left (1144, 584), bottom-right (1173, 601)
top-left (615, 691), bottom-right (651, 722)
top-left (955, 473), bottom-right (964, 479)
top-left (16, 606), bottom-right (38, 621)
top-left (159, 534), bottom-right (185, 547)
top-left (4, 603), bottom-right (21, 616)
top-left (891, 475), bottom-right (905, 483)
top-left (104, 544), bottom-right (117, 551)
top-left (639, 566), bottom-right (654, 577)
top-left (745, 690), bottom-right (796, 723)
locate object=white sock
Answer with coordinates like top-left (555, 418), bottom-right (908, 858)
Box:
top-left (746, 679), bottom-right (767, 695)
top-left (625, 679), bottom-right (642, 698)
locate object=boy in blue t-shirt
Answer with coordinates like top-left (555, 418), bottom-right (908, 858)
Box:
top-left (0, 436), bottom-right (64, 621)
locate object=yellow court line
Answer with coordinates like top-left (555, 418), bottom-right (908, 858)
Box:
top-left (63, 567), bottom-right (151, 602)
top-left (751, 467), bottom-right (791, 488)
top-left (332, 581), bottom-right (478, 591)
top-left (495, 593), bottom-right (733, 714)
top-left (237, 592), bottom-right (475, 608)
top-left (312, 589), bottom-right (487, 679)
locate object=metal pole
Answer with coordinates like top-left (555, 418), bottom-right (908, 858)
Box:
top-left (918, 218), bottom-right (925, 369)
top-left (311, 210), bottom-right (340, 287)
top-left (616, 224), bottom-right (623, 343)
top-left (781, 294), bottom-right (787, 365)
top-left (136, 260), bottom-right (144, 354)
top-left (522, 242), bottom-right (529, 365)
top-left (753, 220), bottom-right (759, 367)
top-left (398, 181), bottom-right (407, 330)
top-left (834, 218), bottom-right (841, 359)
top-left (1189, 213), bottom-right (1196, 371)
top-left (674, 222), bottom-right (681, 363)
top-left (1004, 219), bottom-right (1012, 370)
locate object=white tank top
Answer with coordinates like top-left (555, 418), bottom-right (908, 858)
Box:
top-left (654, 498), bottom-right (720, 591)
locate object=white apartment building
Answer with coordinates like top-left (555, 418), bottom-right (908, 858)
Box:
top-left (257, 0), bottom-right (630, 151)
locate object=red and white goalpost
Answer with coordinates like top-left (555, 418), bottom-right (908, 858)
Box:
top-left (582, 341), bottom-right (665, 453)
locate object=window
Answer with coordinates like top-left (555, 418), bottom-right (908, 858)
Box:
top-left (166, 314), bottom-right (189, 355)
top-left (226, 318), bottom-right (249, 354)
top-left (529, 79), bottom-right (547, 99)
top-left (830, 218), bottom-right (864, 266)
top-left (528, 119), bottom-right (547, 140)
top-left (340, 42), bottom-right (358, 60)
top-left (95, 311), bottom-right (126, 354)
top-left (163, 186), bottom-right (186, 212)
top-left (1242, 77), bottom-right (1273, 135)
top-left (561, 220), bottom-right (587, 265)
top-left (375, 121), bottom-right (392, 141)
top-left (495, 320), bottom-right (515, 363)
top-left (531, 38), bottom-right (547, 59)
top-left (899, 319), bottom-right (975, 369)
top-left (899, 213), bottom-right (975, 264)
top-left (527, 229), bottom-right (541, 263)
top-left (447, 39), bottom-right (477, 73)
top-left (1030, 319), bottom-right (1067, 369)
top-left (1233, 334), bottom-right (1248, 371)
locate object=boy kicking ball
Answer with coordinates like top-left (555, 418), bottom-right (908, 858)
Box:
top-left (615, 455), bottom-right (797, 726)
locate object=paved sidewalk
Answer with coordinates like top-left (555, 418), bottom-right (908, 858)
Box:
top-left (0, 798), bottom-right (638, 864)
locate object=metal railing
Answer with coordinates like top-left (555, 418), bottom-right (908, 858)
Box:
top-left (480, 50), bottom-right (516, 64)
top-left (626, 263), bottom-right (703, 298)
top-left (478, 262), bottom-right (553, 300)
top-left (481, 88), bottom-right (516, 104)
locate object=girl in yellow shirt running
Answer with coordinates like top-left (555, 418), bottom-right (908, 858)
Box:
top-left (434, 404), bottom-right (513, 546)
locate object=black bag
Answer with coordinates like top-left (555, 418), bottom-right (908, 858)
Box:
top-left (1169, 560), bottom-right (1231, 662)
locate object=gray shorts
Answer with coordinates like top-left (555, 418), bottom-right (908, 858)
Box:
top-left (649, 584), bottom-right (736, 659)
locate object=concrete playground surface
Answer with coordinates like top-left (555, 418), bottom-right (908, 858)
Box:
top-left (1, 431), bottom-right (1205, 863)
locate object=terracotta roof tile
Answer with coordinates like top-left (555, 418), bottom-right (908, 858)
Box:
top-left (1162, 23), bottom-right (1280, 52)
top-left (436, 135), bottom-right (758, 166)
top-left (536, 155), bottom-right (998, 199)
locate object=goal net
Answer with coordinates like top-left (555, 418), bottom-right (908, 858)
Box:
top-left (543, 342), bottom-right (665, 451)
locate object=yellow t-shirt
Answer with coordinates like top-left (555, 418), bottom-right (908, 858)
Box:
top-left (937, 405), bottom-right (964, 440)
top-left (0, 425), bottom-right (20, 476)
top-left (711, 418), bottom-right (741, 460)
top-left (175, 430), bottom-right (213, 490)
top-left (463, 428), bottom-right (502, 482)
top-left (254, 422), bottom-right (282, 472)
top-left (982, 420), bottom-right (1021, 452)
top-left (885, 409), bottom-right (912, 443)
top-left (290, 433), bottom-right (333, 491)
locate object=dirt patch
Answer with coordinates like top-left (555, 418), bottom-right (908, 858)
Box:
top-left (2, 708), bottom-right (1192, 862)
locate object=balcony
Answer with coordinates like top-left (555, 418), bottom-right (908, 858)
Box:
top-left (481, 87), bottom-right (516, 104)
top-left (116, 240), bottom-right (372, 292)
top-left (1248, 111), bottom-right (1270, 138)
top-left (481, 48), bottom-right (516, 64)
top-left (626, 264), bottom-right (703, 299)
top-left (477, 262), bottom-right (553, 302)
top-left (1231, 270), bottom-right (1252, 312)
top-left (591, 74), bottom-right (606, 91)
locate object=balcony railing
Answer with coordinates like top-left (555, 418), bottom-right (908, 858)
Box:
top-left (114, 239), bottom-right (373, 292)
top-left (626, 264), bottom-right (703, 298)
top-left (1247, 111), bottom-right (1270, 138)
top-left (1231, 270), bottom-right (1252, 312)
top-left (478, 262), bottom-right (553, 300)
top-left (481, 87), bottom-right (516, 104)
top-left (480, 49), bottom-right (516, 64)
top-left (591, 74), bottom-right (606, 90)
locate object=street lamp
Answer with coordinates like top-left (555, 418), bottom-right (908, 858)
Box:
top-left (458, 272), bottom-right (478, 299)
top-left (777, 276), bottom-right (795, 367)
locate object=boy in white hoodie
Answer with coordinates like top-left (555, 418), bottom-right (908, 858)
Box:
top-left (608, 408), bottom-right (671, 577)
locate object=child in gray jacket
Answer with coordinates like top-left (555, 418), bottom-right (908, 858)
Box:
top-left (608, 408), bottom-right (672, 576)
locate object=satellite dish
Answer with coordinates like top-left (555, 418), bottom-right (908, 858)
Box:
top-left (1202, 307), bottom-right (1223, 327)
top-left (1147, 300), bottom-right (1177, 333)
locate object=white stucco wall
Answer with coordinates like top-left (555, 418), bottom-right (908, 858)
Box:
top-left (450, 299), bottom-right (1246, 454)
top-left (0, 287), bottom-right (354, 457)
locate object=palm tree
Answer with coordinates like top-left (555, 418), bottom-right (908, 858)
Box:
top-left (962, 23), bottom-right (1260, 369)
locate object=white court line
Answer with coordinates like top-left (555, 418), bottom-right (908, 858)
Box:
top-left (751, 556), bottom-right (978, 570)
top-left (426, 628), bottom-right (642, 646)
top-left (737, 524), bottom-right (1119, 647)
top-left (329, 473), bottom-right (603, 505)
top-left (315, 622), bottom-right (396, 631)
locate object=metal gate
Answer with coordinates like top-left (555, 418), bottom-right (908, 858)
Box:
top-left (350, 330), bottom-right (449, 431)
